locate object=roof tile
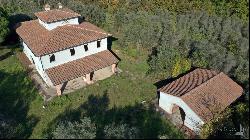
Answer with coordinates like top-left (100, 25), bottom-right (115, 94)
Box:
top-left (46, 50), bottom-right (119, 85)
top-left (16, 20), bottom-right (110, 56)
top-left (34, 8), bottom-right (80, 23)
top-left (159, 68), bottom-right (243, 122)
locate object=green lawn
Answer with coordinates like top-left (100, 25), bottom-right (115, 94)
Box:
top-left (0, 44), bottom-right (184, 139)
top-left (0, 49), bottom-right (10, 56)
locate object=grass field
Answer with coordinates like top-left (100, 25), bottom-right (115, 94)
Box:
top-left (0, 43), bottom-right (184, 139)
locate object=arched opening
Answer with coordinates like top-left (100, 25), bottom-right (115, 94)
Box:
top-left (171, 104), bottom-right (186, 126)
top-left (90, 71), bottom-right (94, 81)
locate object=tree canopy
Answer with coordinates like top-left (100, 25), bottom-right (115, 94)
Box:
top-left (0, 0), bottom-right (248, 138)
top-left (0, 6), bottom-right (9, 41)
top-left (51, 117), bottom-right (96, 139)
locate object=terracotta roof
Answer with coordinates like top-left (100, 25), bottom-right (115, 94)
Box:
top-left (159, 69), bottom-right (219, 96)
top-left (46, 50), bottom-right (119, 85)
top-left (16, 20), bottom-right (111, 56)
top-left (16, 20), bottom-right (49, 55)
top-left (159, 68), bottom-right (243, 122)
top-left (77, 22), bottom-right (109, 35)
top-left (34, 8), bottom-right (81, 23)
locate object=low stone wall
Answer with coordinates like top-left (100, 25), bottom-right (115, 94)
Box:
top-left (93, 65), bottom-right (113, 81)
top-left (61, 65), bottom-right (116, 94)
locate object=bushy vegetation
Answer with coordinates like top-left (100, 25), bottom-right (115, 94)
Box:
top-left (51, 117), bottom-right (96, 139)
top-left (0, 0), bottom-right (249, 139)
top-left (52, 119), bottom-right (140, 139)
top-left (146, 11), bottom-right (249, 82)
top-left (200, 102), bottom-right (249, 139)
top-left (104, 123), bottom-right (139, 139)
top-left (0, 6), bottom-right (9, 41)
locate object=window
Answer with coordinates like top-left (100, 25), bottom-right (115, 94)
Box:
top-left (97, 40), bottom-right (101, 48)
top-left (50, 54), bottom-right (55, 63)
top-left (84, 44), bottom-right (88, 51)
top-left (30, 56), bottom-right (35, 64)
top-left (62, 20), bottom-right (69, 24)
top-left (70, 48), bottom-right (75, 56)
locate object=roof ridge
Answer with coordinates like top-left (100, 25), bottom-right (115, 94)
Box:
top-left (66, 24), bottom-right (111, 36)
top-left (20, 19), bottom-right (38, 24)
top-left (36, 25), bottom-right (71, 54)
top-left (180, 71), bottom-right (222, 98)
top-left (34, 8), bottom-right (80, 23)
top-left (55, 8), bottom-right (80, 16)
top-left (38, 24), bottom-right (110, 55)
top-left (158, 68), bottom-right (212, 92)
top-left (180, 71), bottom-right (243, 122)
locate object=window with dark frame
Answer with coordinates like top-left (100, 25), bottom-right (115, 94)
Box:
top-left (70, 48), bottom-right (75, 56)
top-left (31, 57), bottom-right (35, 64)
top-left (50, 54), bottom-right (55, 63)
top-left (62, 20), bottom-right (69, 24)
top-left (84, 44), bottom-right (88, 51)
top-left (97, 40), bottom-right (101, 48)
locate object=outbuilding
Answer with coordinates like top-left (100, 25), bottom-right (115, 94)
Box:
top-left (158, 68), bottom-right (243, 134)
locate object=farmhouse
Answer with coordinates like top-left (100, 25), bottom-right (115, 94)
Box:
top-left (16, 4), bottom-right (119, 96)
top-left (157, 68), bottom-right (243, 134)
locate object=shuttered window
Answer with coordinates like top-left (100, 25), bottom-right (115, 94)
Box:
top-left (84, 44), bottom-right (88, 51)
top-left (97, 40), bottom-right (101, 48)
top-left (50, 54), bottom-right (55, 63)
top-left (70, 48), bottom-right (75, 56)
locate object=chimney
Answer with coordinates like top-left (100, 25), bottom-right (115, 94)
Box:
top-left (58, 2), bottom-right (63, 9)
top-left (44, 4), bottom-right (50, 11)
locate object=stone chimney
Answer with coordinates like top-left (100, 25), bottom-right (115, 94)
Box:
top-left (58, 2), bottom-right (63, 9)
top-left (44, 4), bottom-right (50, 11)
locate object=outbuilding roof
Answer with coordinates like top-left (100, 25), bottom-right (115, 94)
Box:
top-left (159, 68), bottom-right (243, 122)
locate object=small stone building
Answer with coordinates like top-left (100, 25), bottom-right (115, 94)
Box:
top-left (157, 68), bottom-right (243, 134)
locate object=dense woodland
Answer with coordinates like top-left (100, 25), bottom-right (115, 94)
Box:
top-left (0, 0), bottom-right (249, 139)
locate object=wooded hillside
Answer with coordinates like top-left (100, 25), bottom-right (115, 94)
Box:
top-left (0, 0), bottom-right (249, 139)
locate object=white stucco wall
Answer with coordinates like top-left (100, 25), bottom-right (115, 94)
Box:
top-left (43, 72), bottom-right (54, 86)
top-left (38, 18), bottom-right (79, 30)
top-left (159, 92), bottom-right (204, 133)
top-left (22, 42), bottom-right (50, 83)
top-left (41, 38), bottom-right (108, 69)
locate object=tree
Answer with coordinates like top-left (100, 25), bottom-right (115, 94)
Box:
top-left (146, 10), bottom-right (248, 89)
top-left (234, 103), bottom-right (249, 139)
top-left (118, 11), bottom-right (162, 50)
top-left (51, 117), bottom-right (96, 139)
top-left (200, 108), bottom-right (233, 139)
top-left (0, 6), bottom-right (9, 42)
top-left (200, 102), bottom-right (249, 139)
top-left (104, 123), bottom-right (139, 139)
top-left (148, 45), bottom-right (191, 79)
top-left (67, 1), bottom-right (106, 27)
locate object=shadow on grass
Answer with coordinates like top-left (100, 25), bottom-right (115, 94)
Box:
top-left (0, 51), bottom-right (14, 61)
top-left (44, 91), bottom-right (183, 139)
top-left (0, 70), bottom-right (39, 138)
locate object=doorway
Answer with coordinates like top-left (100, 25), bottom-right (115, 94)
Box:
top-left (171, 104), bottom-right (186, 125)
